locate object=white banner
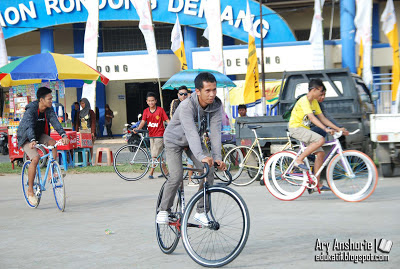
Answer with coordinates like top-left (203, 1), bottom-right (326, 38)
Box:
top-left (0, 25), bottom-right (8, 68)
top-left (133, 0), bottom-right (160, 78)
top-left (204, 0), bottom-right (224, 74)
top-left (355, 0), bottom-right (373, 88)
top-left (81, 0), bottom-right (99, 109)
top-left (309, 0), bottom-right (325, 70)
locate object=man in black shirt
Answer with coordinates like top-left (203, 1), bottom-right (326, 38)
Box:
top-left (17, 87), bottom-right (69, 206)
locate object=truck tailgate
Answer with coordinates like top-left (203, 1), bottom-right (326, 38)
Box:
top-left (370, 114), bottom-right (400, 142)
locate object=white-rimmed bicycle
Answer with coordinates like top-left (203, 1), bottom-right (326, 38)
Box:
top-left (263, 129), bottom-right (378, 202)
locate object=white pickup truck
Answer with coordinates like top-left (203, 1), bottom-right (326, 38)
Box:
top-left (370, 114), bottom-right (400, 177)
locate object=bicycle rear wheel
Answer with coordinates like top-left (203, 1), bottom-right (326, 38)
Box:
top-left (268, 151), bottom-right (306, 201)
top-left (181, 186), bottom-right (250, 267)
top-left (156, 182), bottom-right (181, 254)
top-left (326, 150), bottom-right (378, 202)
top-left (21, 160), bottom-right (41, 208)
top-left (224, 146), bottom-right (261, 186)
top-left (51, 161), bottom-right (65, 211)
top-left (113, 145), bottom-right (150, 181)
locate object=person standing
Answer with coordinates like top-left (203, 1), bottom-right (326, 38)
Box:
top-left (135, 92), bottom-right (169, 179)
top-left (238, 104), bottom-right (247, 117)
top-left (71, 102), bottom-right (80, 131)
top-left (105, 104), bottom-right (114, 139)
top-left (169, 85), bottom-right (189, 118)
top-left (17, 87), bottom-right (69, 206)
top-left (79, 98), bottom-right (96, 161)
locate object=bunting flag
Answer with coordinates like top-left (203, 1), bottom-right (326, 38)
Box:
top-left (243, 0), bottom-right (262, 116)
top-left (171, 15), bottom-right (187, 70)
top-left (309, 0), bottom-right (325, 70)
top-left (354, 0), bottom-right (373, 88)
top-left (0, 24), bottom-right (7, 68)
top-left (381, 0), bottom-right (400, 113)
top-left (133, 0), bottom-right (160, 78)
top-left (203, 0), bottom-right (224, 74)
top-left (357, 40), bottom-right (364, 77)
top-left (81, 0), bottom-right (99, 109)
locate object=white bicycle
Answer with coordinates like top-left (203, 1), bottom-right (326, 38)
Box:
top-left (263, 129), bottom-right (378, 202)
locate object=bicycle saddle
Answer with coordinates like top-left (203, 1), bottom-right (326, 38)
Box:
top-left (247, 125), bottom-right (262, 129)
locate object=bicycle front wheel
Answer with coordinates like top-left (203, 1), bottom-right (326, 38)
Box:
top-left (268, 151), bottom-right (306, 201)
top-left (155, 182), bottom-right (181, 254)
top-left (51, 161), bottom-right (65, 211)
top-left (21, 160), bottom-right (41, 208)
top-left (181, 186), bottom-right (250, 267)
top-left (224, 146), bottom-right (261, 186)
top-left (326, 150), bottom-right (378, 202)
top-left (113, 145), bottom-right (150, 181)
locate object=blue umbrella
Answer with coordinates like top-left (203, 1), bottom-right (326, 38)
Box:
top-left (162, 69), bottom-right (236, 90)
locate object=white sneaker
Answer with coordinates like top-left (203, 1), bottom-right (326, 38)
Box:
top-left (156, 211), bottom-right (169, 224)
top-left (194, 212), bottom-right (209, 226)
top-left (28, 195), bottom-right (38, 206)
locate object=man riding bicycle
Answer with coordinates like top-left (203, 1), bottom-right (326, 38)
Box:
top-left (288, 79), bottom-right (347, 192)
top-left (156, 72), bottom-right (227, 225)
top-left (17, 87), bottom-right (69, 206)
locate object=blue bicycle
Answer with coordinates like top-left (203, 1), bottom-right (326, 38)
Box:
top-left (21, 141), bottom-right (66, 211)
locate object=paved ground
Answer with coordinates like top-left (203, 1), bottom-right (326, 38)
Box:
top-left (0, 170), bottom-right (399, 269)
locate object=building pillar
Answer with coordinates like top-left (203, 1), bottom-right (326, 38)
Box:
top-left (372, 3), bottom-right (380, 76)
top-left (340, 0), bottom-right (356, 73)
top-left (40, 28), bottom-right (54, 53)
top-left (96, 82), bottom-right (106, 137)
top-left (183, 26), bottom-right (197, 69)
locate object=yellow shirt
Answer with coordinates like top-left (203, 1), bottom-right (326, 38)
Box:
top-left (288, 95), bottom-right (322, 129)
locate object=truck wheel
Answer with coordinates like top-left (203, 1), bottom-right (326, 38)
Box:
top-left (381, 163), bottom-right (394, 177)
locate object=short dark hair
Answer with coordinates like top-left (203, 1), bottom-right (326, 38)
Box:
top-left (73, 102), bottom-right (79, 106)
top-left (308, 79), bottom-right (326, 92)
top-left (36, 87), bottom-right (52, 100)
top-left (146, 92), bottom-right (157, 100)
top-left (195, 72), bottom-right (216, 90)
top-left (178, 85), bottom-right (188, 92)
top-left (238, 104), bottom-right (247, 110)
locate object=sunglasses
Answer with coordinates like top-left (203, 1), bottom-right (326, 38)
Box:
top-left (179, 92), bottom-right (188, 96)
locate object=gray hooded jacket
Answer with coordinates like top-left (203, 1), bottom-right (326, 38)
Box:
top-left (163, 94), bottom-right (222, 162)
top-left (17, 100), bottom-right (67, 147)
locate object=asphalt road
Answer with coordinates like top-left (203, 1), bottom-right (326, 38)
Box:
top-left (0, 171), bottom-right (399, 269)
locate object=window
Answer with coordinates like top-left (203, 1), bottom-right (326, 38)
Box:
top-left (294, 81), bottom-right (344, 98)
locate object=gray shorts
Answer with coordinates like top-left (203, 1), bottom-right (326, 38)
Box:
top-left (150, 137), bottom-right (164, 158)
top-left (22, 134), bottom-right (54, 159)
top-left (289, 127), bottom-right (324, 153)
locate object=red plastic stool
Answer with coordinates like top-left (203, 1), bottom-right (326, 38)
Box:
top-left (95, 147), bottom-right (114, 166)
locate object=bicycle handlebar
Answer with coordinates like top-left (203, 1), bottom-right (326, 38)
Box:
top-left (333, 129), bottom-right (360, 139)
top-left (191, 162), bottom-right (233, 185)
top-left (35, 140), bottom-right (64, 150)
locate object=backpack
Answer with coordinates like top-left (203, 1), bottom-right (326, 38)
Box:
top-left (282, 93), bottom-right (307, 122)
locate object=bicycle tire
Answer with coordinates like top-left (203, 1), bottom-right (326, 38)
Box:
top-left (156, 182), bottom-right (181, 254)
top-left (224, 146), bottom-right (262, 186)
top-left (21, 160), bottom-right (41, 208)
top-left (326, 150), bottom-right (378, 202)
top-left (23, 145), bottom-right (48, 169)
top-left (267, 151), bottom-right (306, 201)
top-left (51, 161), bottom-right (66, 211)
top-left (113, 145), bottom-right (150, 181)
top-left (181, 186), bottom-right (250, 267)
top-left (214, 143), bottom-right (236, 182)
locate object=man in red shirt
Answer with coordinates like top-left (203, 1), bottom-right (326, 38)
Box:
top-left (135, 92), bottom-right (169, 178)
